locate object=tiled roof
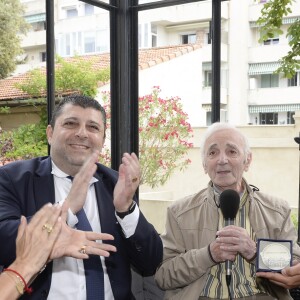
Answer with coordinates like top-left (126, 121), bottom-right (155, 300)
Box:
top-left (0, 73), bottom-right (32, 102)
top-left (0, 44), bottom-right (201, 102)
top-left (139, 44), bottom-right (200, 69)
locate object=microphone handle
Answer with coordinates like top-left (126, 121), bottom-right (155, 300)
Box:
top-left (224, 218), bottom-right (234, 276)
top-left (225, 260), bottom-right (232, 276)
top-left (224, 218), bottom-right (234, 227)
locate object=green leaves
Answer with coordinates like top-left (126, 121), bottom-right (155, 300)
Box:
top-left (257, 0), bottom-right (300, 78)
top-left (0, 0), bottom-right (29, 79)
top-left (0, 118), bottom-right (47, 162)
top-left (16, 56), bottom-right (110, 98)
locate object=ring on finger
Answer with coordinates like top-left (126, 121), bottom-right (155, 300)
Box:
top-left (132, 177), bottom-right (138, 183)
top-left (42, 223), bottom-right (53, 234)
top-left (79, 245), bottom-right (87, 254)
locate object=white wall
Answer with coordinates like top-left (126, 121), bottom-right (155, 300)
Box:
top-left (227, 0), bottom-right (250, 125)
top-left (139, 49), bottom-right (204, 126)
top-left (98, 48), bottom-right (207, 126)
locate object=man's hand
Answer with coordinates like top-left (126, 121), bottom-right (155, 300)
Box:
top-left (114, 152), bottom-right (140, 212)
top-left (65, 151), bottom-right (99, 214)
top-left (257, 260), bottom-right (300, 289)
top-left (50, 208), bottom-right (117, 259)
top-left (50, 223), bottom-right (117, 260)
top-left (212, 225), bottom-right (256, 261)
top-left (209, 238), bottom-right (238, 263)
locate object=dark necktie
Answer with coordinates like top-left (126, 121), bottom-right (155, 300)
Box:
top-left (67, 176), bottom-right (105, 300)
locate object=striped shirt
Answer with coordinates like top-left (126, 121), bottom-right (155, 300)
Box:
top-left (200, 189), bottom-right (265, 298)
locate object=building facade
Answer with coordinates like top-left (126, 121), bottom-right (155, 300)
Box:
top-left (18, 0), bottom-right (300, 126)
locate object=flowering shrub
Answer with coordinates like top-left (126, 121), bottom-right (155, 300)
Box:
top-left (101, 87), bottom-right (193, 188)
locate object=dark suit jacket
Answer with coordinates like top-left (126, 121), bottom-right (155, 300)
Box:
top-left (0, 157), bottom-right (163, 300)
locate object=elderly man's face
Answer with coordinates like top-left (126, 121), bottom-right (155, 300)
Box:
top-left (203, 128), bottom-right (252, 193)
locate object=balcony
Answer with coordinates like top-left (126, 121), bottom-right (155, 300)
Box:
top-left (21, 30), bottom-right (46, 49)
top-left (140, 1), bottom-right (229, 25)
top-left (201, 43), bottom-right (228, 63)
top-left (201, 87), bottom-right (228, 105)
top-left (248, 44), bottom-right (291, 63)
top-left (248, 87), bottom-right (300, 105)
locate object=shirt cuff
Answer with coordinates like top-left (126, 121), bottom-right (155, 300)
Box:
top-left (115, 205), bottom-right (140, 238)
top-left (57, 199), bottom-right (79, 228)
top-left (67, 208), bottom-right (78, 228)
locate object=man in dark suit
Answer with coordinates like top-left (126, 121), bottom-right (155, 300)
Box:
top-left (0, 95), bottom-right (163, 300)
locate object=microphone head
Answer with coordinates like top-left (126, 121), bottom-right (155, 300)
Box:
top-left (219, 189), bottom-right (240, 219)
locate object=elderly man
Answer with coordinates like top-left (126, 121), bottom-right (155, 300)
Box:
top-left (155, 122), bottom-right (300, 299)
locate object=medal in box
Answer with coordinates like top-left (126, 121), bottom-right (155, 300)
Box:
top-left (256, 238), bottom-right (292, 272)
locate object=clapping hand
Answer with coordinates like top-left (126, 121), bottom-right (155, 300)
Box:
top-left (113, 152), bottom-right (140, 212)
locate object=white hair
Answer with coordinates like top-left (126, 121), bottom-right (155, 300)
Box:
top-left (200, 122), bottom-right (251, 163)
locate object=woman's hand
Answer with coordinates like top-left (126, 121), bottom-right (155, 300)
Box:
top-left (11, 203), bottom-right (62, 282)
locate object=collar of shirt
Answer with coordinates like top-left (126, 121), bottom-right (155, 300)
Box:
top-left (212, 183), bottom-right (246, 208)
top-left (50, 160), bottom-right (98, 185)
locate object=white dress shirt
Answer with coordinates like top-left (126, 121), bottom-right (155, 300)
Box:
top-left (47, 162), bottom-right (139, 300)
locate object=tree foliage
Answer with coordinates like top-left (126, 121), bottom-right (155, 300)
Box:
top-left (257, 0), bottom-right (300, 78)
top-left (0, 0), bottom-right (29, 79)
top-left (0, 112), bottom-right (48, 164)
top-left (17, 56), bottom-right (110, 98)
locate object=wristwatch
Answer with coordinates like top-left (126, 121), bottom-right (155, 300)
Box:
top-left (116, 201), bottom-right (137, 219)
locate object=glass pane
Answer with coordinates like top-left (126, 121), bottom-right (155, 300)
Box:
top-left (270, 74), bottom-right (279, 87)
top-left (84, 32), bottom-right (96, 53)
top-left (85, 4), bottom-right (94, 16)
top-left (66, 8), bottom-right (78, 18)
top-left (261, 74), bottom-right (270, 88)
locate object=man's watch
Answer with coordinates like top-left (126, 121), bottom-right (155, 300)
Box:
top-left (116, 201), bottom-right (137, 219)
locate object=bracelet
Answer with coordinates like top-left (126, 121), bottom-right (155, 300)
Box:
top-left (3, 272), bottom-right (24, 295)
top-left (4, 268), bottom-right (33, 295)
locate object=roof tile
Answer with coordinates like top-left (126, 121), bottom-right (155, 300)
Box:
top-left (0, 44), bottom-right (201, 102)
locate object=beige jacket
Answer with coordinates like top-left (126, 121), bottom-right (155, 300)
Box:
top-left (155, 179), bottom-right (300, 300)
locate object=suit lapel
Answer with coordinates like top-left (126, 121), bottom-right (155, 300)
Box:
top-left (94, 175), bottom-right (116, 234)
top-left (34, 157), bottom-right (55, 210)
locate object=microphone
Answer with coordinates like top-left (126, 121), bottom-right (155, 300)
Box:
top-left (219, 189), bottom-right (240, 290)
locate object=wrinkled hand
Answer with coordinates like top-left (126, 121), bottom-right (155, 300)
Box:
top-left (65, 151), bottom-right (99, 214)
top-left (50, 202), bottom-right (117, 259)
top-left (210, 225), bottom-right (256, 262)
top-left (210, 238), bottom-right (238, 263)
top-left (13, 203), bottom-right (62, 279)
top-left (114, 152), bottom-right (140, 212)
top-left (257, 260), bottom-right (300, 289)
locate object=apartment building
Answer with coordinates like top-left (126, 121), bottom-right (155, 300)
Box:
top-left (19, 0), bottom-right (300, 126)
